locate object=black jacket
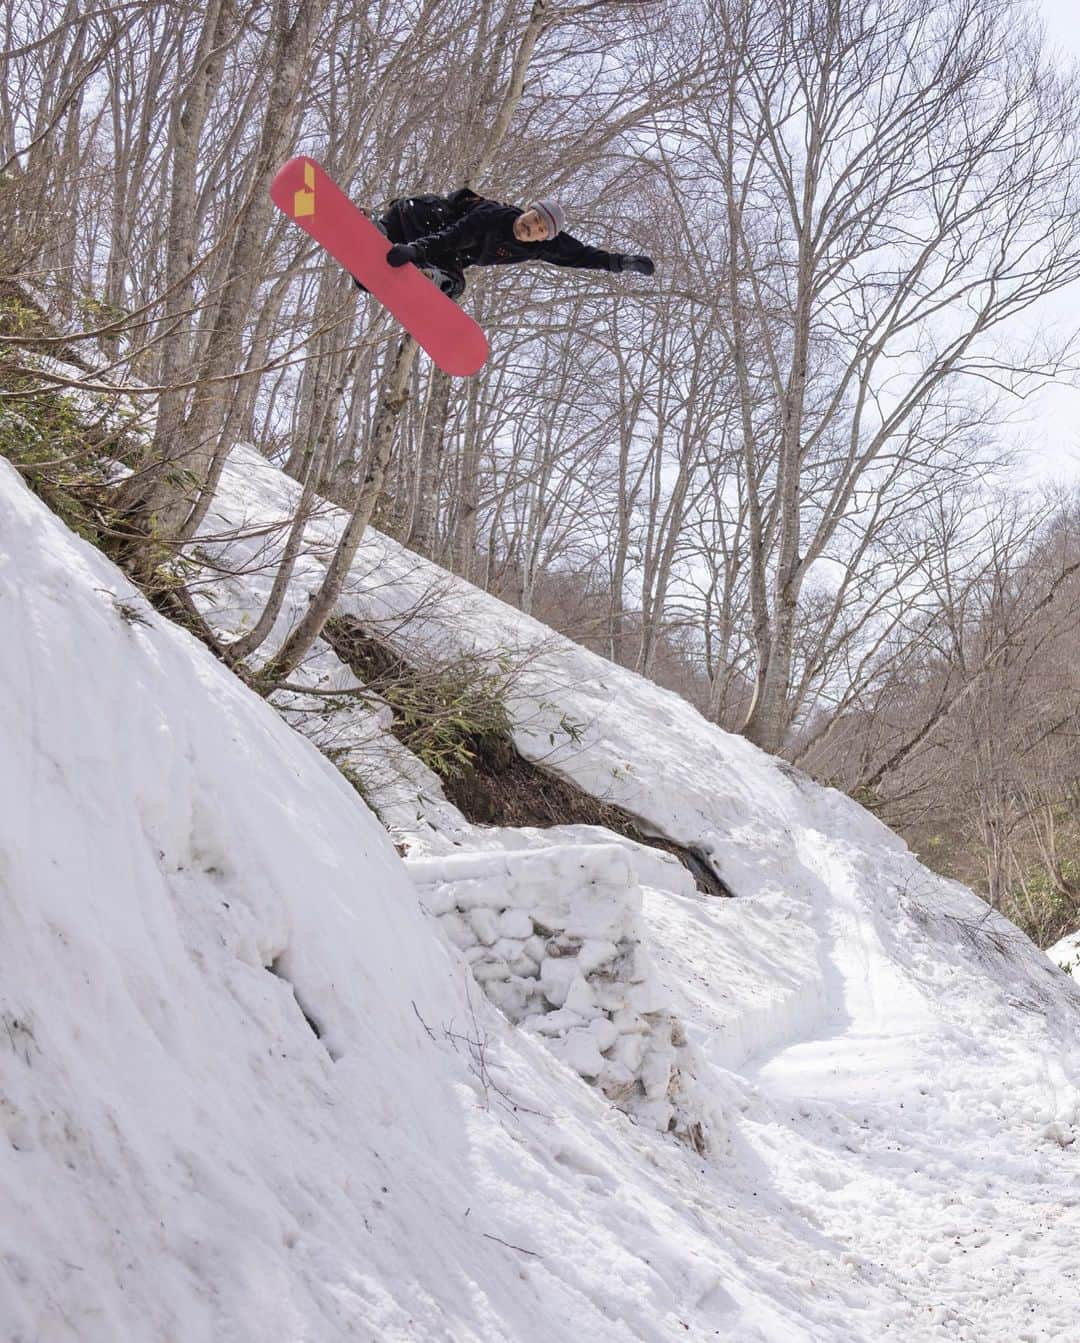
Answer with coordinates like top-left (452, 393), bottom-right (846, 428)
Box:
top-left (380, 189), bottom-right (481, 247)
top-left (383, 193), bottom-right (624, 277)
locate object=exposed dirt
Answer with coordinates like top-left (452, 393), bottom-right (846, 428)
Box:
top-left (324, 615), bottom-right (733, 898)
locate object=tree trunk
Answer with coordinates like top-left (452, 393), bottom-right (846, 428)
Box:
top-left (127, 0), bottom-right (327, 543)
top-left (452, 375), bottom-right (482, 580)
top-left (407, 366), bottom-right (453, 554)
top-left (263, 335), bottom-right (419, 682)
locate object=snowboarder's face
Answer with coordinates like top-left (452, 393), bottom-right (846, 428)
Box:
top-left (513, 209), bottom-right (550, 243)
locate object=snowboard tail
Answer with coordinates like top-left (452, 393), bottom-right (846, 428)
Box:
top-left (270, 158), bottom-right (488, 378)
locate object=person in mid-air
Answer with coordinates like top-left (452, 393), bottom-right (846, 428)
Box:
top-left (358, 188), bottom-right (655, 298)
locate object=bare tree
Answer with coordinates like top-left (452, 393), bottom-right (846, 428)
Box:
top-left (691, 0), bottom-right (1080, 752)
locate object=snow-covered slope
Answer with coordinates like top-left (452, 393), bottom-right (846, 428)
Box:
top-left (4, 448), bottom-right (1080, 1342)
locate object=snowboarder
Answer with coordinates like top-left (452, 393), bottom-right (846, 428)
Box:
top-left (360, 188), bottom-right (655, 298)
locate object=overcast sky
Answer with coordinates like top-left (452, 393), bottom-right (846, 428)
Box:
top-left (1040, 0), bottom-right (1080, 60)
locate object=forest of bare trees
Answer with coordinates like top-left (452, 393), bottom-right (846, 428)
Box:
top-left (2, 0), bottom-right (1079, 941)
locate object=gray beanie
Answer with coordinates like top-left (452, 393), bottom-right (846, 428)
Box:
top-left (529, 199), bottom-right (566, 237)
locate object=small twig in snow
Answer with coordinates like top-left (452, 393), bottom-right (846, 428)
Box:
top-left (412, 1001), bottom-right (437, 1042)
top-left (482, 1232), bottom-right (542, 1258)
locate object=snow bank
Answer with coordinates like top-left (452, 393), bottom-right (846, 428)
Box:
top-left (187, 444), bottom-right (1080, 1341)
top-left (0, 461), bottom-right (755, 1341)
top-left (0, 458), bottom-right (504, 1338)
top-left (8, 434), bottom-right (1080, 1342)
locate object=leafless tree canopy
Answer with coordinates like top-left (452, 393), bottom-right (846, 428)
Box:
top-left (3, 0), bottom-right (1080, 936)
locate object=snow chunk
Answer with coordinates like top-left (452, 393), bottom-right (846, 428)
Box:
top-left (408, 839), bottom-right (709, 1143)
top-left (559, 1029), bottom-right (606, 1079)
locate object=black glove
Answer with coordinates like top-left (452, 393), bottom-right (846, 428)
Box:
top-left (387, 243), bottom-right (420, 268)
top-left (614, 254), bottom-right (654, 276)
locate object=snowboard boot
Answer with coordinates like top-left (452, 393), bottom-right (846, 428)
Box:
top-left (421, 265), bottom-right (466, 300)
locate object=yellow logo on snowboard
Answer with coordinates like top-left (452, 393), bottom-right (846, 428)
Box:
top-left (293, 162), bottom-right (316, 218)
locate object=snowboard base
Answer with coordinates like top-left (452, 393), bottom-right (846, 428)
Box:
top-left (271, 158), bottom-right (488, 378)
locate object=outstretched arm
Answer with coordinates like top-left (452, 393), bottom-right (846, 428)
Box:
top-left (544, 231), bottom-right (655, 275)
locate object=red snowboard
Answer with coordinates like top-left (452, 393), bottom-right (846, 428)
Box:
top-left (270, 157), bottom-right (488, 378)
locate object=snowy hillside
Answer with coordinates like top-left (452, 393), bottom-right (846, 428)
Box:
top-left (4, 448), bottom-right (1080, 1342)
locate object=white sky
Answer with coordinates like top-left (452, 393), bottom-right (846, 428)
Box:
top-left (1040, 0), bottom-right (1080, 58)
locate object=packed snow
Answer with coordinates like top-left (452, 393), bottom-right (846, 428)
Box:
top-left (4, 444), bottom-right (1080, 1341)
top-left (1049, 931), bottom-right (1080, 981)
